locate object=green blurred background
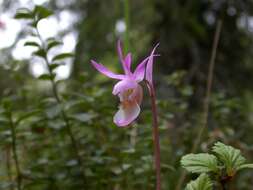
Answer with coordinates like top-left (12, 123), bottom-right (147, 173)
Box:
top-left (0, 0), bottom-right (253, 189)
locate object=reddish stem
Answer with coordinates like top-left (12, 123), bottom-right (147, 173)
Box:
top-left (147, 82), bottom-right (161, 190)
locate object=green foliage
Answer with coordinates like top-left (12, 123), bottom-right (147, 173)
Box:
top-left (46, 38), bottom-right (62, 51)
top-left (38, 73), bottom-right (55, 80)
top-left (33, 5), bottom-right (53, 21)
top-left (185, 174), bottom-right (212, 190)
top-left (182, 142), bottom-right (253, 189)
top-left (212, 142), bottom-right (246, 176)
top-left (181, 153), bottom-right (219, 174)
top-left (33, 49), bottom-right (47, 59)
top-left (14, 8), bottom-right (33, 19)
top-left (52, 53), bottom-right (74, 62)
top-left (237, 163), bottom-right (253, 170)
top-left (14, 6), bottom-right (74, 84)
top-left (14, 6), bottom-right (52, 26)
top-left (24, 41), bottom-right (41, 48)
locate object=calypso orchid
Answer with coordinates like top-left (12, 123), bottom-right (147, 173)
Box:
top-left (91, 41), bottom-right (158, 127)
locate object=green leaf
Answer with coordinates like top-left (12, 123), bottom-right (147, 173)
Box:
top-left (49, 63), bottom-right (61, 71)
top-left (212, 142), bottom-right (246, 176)
top-left (47, 40), bottom-right (62, 51)
top-left (52, 53), bottom-right (74, 62)
top-left (34, 6), bottom-right (53, 20)
top-left (38, 74), bottom-right (54, 81)
top-left (33, 49), bottom-right (47, 59)
top-left (45, 104), bottom-right (61, 119)
top-left (15, 110), bottom-right (41, 125)
top-left (69, 113), bottom-right (96, 122)
top-left (181, 153), bottom-right (219, 174)
top-left (237, 164), bottom-right (253, 171)
top-left (14, 8), bottom-right (33, 19)
top-left (185, 173), bottom-right (213, 190)
top-left (24, 41), bottom-right (40, 48)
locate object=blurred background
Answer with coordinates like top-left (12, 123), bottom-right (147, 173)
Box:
top-left (1, 0), bottom-right (253, 189)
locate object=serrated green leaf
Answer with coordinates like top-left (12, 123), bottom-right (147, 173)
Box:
top-left (212, 142), bottom-right (246, 176)
top-left (24, 41), bottom-right (40, 47)
top-left (185, 173), bottom-right (213, 190)
top-left (34, 6), bottom-right (53, 20)
top-left (237, 164), bottom-right (253, 171)
top-left (181, 153), bottom-right (219, 174)
top-left (52, 53), bottom-right (74, 62)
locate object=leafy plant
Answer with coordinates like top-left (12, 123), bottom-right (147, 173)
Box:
top-left (185, 173), bottom-right (212, 190)
top-left (181, 141), bottom-right (253, 189)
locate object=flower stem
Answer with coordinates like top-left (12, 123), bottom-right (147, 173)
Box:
top-left (146, 82), bottom-right (161, 190)
top-left (8, 111), bottom-right (22, 190)
top-left (175, 20), bottom-right (222, 190)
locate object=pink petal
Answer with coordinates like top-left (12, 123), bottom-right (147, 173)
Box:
top-left (117, 40), bottom-right (132, 76)
top-left (146, 43), bottom-right (159, 86)
top-left (133, 54), bottom-right (160, 82)
top-left (117, 40), bottom-right (124, 63)
top-left (133, 56), bottom-right (149, 82)
top-left (124, 53), bottom-right (132, 75)
top-left (91, 60), bottom-right (125, 80)
top-left (112, 79), bottom-right (138, 95)
top-left (113, 102), bottom-right (140, 127)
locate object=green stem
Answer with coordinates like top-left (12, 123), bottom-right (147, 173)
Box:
top-left (8, 111), bottom-right (22, 190)
top-left (124, 0), bottom-right (130, 52)
top-left (6, 146), bottom-right (14, 190)
top-left (35, 27), bottom-right (86, 188)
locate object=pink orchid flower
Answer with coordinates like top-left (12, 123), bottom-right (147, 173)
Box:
top-left (91, 41), bottom-right (158, 127)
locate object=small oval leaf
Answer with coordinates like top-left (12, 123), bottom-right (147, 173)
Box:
top-left (24, 41), bottom-right (40, 47)
top-left (52, 53), bottom-right (74, 62)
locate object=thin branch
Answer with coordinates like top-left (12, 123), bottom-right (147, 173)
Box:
top-left (176, 20), bottom-right (223, 190)
top-left (35, 26), bottom-right (87, 188)
top-left (8, 111), bottom-right (22, 190)
top-left (6, 145), bottom-right (14, 190)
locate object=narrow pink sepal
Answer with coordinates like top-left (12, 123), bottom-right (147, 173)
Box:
top-left (117, 40), bottom-right (124, 63)
top-left (124, 53), bottom-right (132, 74)
top-left (117, 40), bottom-right (133, 76)
top-left (90, 60), bottom-right (125, 80)
top-left (146, 43), bottom-right (159, 86)
top-left (133, 56), bottom-right (149, 82)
